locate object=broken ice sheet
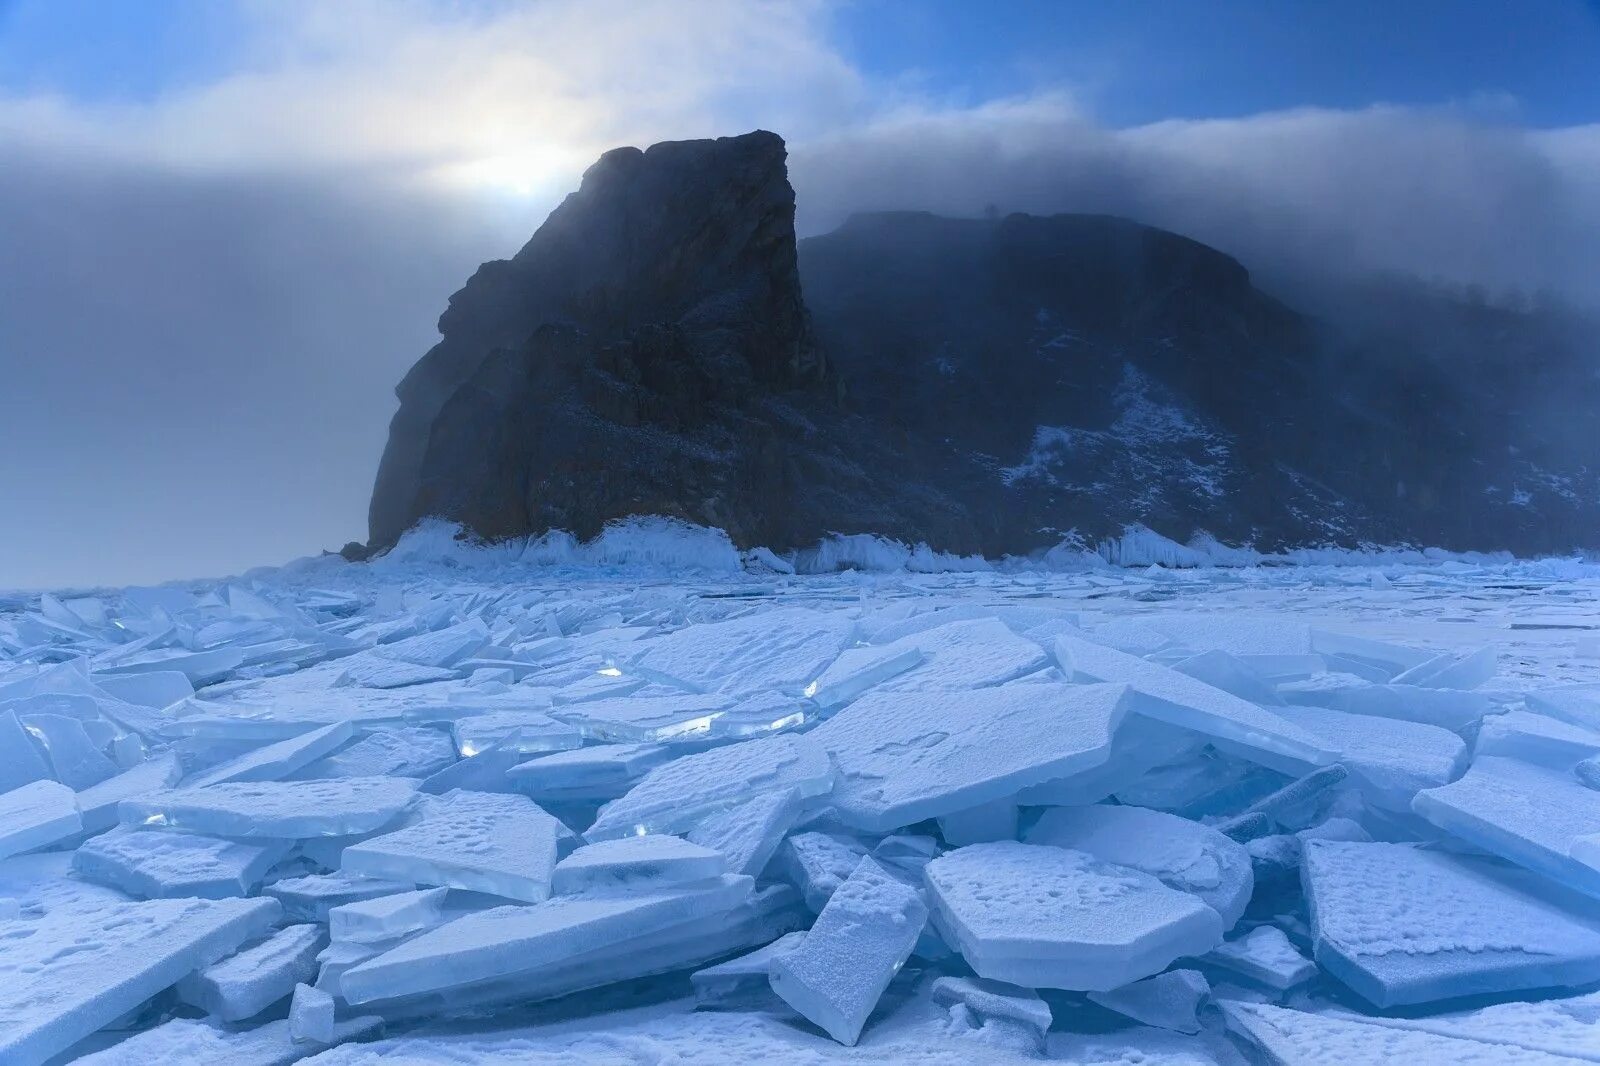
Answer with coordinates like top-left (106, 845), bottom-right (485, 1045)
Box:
top-left (77, 1014), bottom-right (385, 1065)
top-left (931, 975), bottom-right (1053, 1053)
top-left (685, 786), bottom-right (804, 876)
top-left (120, 776), bottom-right (418, 838)
top-left (1086, 969), bottom-right (1209, 1034)
top-left (924, 841), bottom-right (1224, 990)
top-left (1023, 804), bottom-right (1253, 929)
top-left (691, 930), bottom-right (804, 1010)
top-left (293, 726), bottom-right (458, 779)
top-left (176, 922), bottom-right (326, 1021)
top-left (267, 872), bottom-right (417, 923)
top-left (768, 857), bottom-right (927, 1046)
top-left (1302, 839), bottom-right (1600, 1006)
top-left (185, 720), bottom-right (356, 787)
top-left (342, 790), bottom-right (562, 902)
top-left (859, 618), bottom-right (1051, 694)
top-left (449, 711), bottom-right (582, 756)
top-left (626, 607), bottom-right (854, 696)
top-left (340, 874), bottom-right (754, 1004)
top-left (330, 887), bottom-right (448, 943)
top-left (1413, 754), bottom-right (1600, 899)
top-left (810, 683), bottom-right (1128, 832)
top-left (75, 751), bottom-right (183, 833)
top-left (586, 733), bottom-right (832, 840)
top-left (1054, 633), bottom-right (1333, 766)
top-left (0, 895), bottom-right (279, 1065)
top-left (74, 826), bottom-right (292, 899)
top-left (548, 692), bottom-right (734, 743)
top-left (0, 779), bottom-right (81, 860)
top-left (504, 741), bottom-right (679, 802)
top-left (1204, 925), bottom-right (1317, 990)
top-left (551, 834), bottom-right (725, 895)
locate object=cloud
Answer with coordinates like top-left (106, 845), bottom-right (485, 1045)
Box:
top-left (1, 0), bottom-right (1595, 587)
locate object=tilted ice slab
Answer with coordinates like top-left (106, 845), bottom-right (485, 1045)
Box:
top-left (369, 619), bottom-right (489, 669)
top-left (330, 887), bottom-right (448, 943)
top-left (1240, 702), bottom-right (1467, 811)
top-left (548, 693), bottom-right (735, 744)
top-left (691, 930), bottom-right (804, 1010)
top-left (0, 709), bottom-right (52, 793)
top-left (176, 922), bottom-right (325, 1021)
top-left (1315, 990), bottom-right (1600, 1062)
top-left (0, 780), bottom-right (81, 860)
top-left (769, 857), bottom-right (926, 1046)
top-left (1016, 719), bottom-right (1203, 806)
top-left (867, 618), bottom-right (1051, 693)
top-left (1302, 839), bottom-right (1600, 1006)
top-left (0, 895), bottom-right (279, 1065)
top-left (685, 786), bottom-right (804, 876)
top-left (185, 721), bottom-right (355, 788)
top-left (267, 873), bottom-right (416, 923)
top-left (1205, 925), bottom-right (1317, 990)
top-left (340, 874), bottom-right (753, 1004)
top-left (1053, 634), bottom-right (1333, 766)
top-left (804, 643), bottom-right (924, 713)
top-left (120, 776), bottom-right (417, 838)
top-left (1023, 804), bottom-right (1253, 929)
top-left (930, 975), bottom-right (1054, 1052)
top-left (924, 841), bottom-right (1224, 991)
top-left (1413, 755), bottom-right (1600, 900)
top-left (626, 608), bottom-right (855, 696)
top-left (551, 835), bottom-right (725, 895)
top-left (504, 741), bottom-right (679, 802)
top-left (294, 726), bottom-right (457, 780)
top-left (75, 752), bottom-right (182, 833)
top-left (1281, 681), bottom-right (1491, 732)
top-left (778, 831), bottom-right (871, 913)
top-left (448, 711), bottom-right (582, 756)
top-left (19, 714), bottom-right (119, 789)
top-left (74, 826), bottom-right (291, 899)
top-left (342, 790), bottom-right (562, 902)
top-left (586, 733), bottom-right (832, 840)
top-left (810, 683), bottom-right (1128, 833)
top-left (1475, 711), bottom-right (1600, 769)
top-left (1086, 969), bottom-right (1209, 1034)
top-left (1223, 1001), bottom-right (1595, 1065)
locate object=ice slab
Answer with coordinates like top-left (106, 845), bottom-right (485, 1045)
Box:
top-left (1282, 681), bottom-right (1491, 731)
top-left (1413, 755), bottom-right (1600, 899)
top-left (342, 790), bottom-right (560, 902)
top-left (76, 751), bottom-right (183, 834)
top-left (930, 975), bottom-right (1053, 1052)
top-left (92, 670), bottom-right (193, 709)
top-left (924, 841), bottom-right (1224, 990)
top-left (74, 826), bottom-right (291, 899)
top-left (267, 873), bottom-right (417, 923)
top-left (1087, 969), bottom-right (1209, 1034)
top-left (869, 618), bottom-right (1051, 692)
top-left (1222, 1001), bottom-right (1594, 1066)
top-left (1302, 839), bottom-right (1600, 1006)
top-left (1172, 649), bottom-right (1285, 705)
top-left (289, 982), bottom-right (336, 1044)
top-left (0, 895), bottom-right (279, 1066)
top-left (1391, 645), bottom-right (1497, 689)
top-left (121, 776), bottom-right (417, 838)
top-left (587, 733), bottom-right (832, 839)
top-left (1308, 630), bottom-right (1433, 674)
top-left (804, 643), bottom-right (923, 712)
top-left (937, 797), bottom-right (1019, 846)
top-left (330, 887), bottom-right (447, 943)
top-left (685, 786), bottom-right (803, 877)
top-left (449, 711), bottom-right (582, 756)
top-left (0, 709), bottom-right (51, 793)
top-left (811, 683), bottom-right (1127, 833)
top-left (417, 742), bottom-right (522, 797)
top-left (1526, 687), bottom-right (1600, 732)
top-left (1250, 702), bottom-right (1467, 810)
top-left (336, 656), bottom-right (457, 689)
top-left (0, 779), bottom-right (81, 860)
top-left (1054, 634), bottom-right (1332, 766)
top-left (551, 835), bottom-right (725, 895)
top-left (75, 1014), bottom-right (383, 1066)
top-left (186, 721), bottom-right (355, 787)
top-left (340, 874), bottom-right (753, 1004)
top-left (627, 608), bottom-right (854, 696)
top-left (549, 693), bottom-right (735, 743)
top-left (777, 831), bottom-right (870, 913)
top-left (21, 713), bottom-right (119, 789)
top-left (294, 727), bottom-right (457, 780)
top-left (505, 741), bottom-right (679, 802)
top-left (769, 857), bottom-right (926, 1046)
top-left (1023, 804), bottom-right (1253, 929)
top-left (176, 923), bottom-right (325, 1021)
top-left (1016, 719), bottom-right (1203, 806)
top-left (370, 619), bottom-right (489, 669)
top-left (691, 931), bottom-right (804, 1010)
top-left (1204, 925), bottom-right (1316, 990)
top-left (1475, 710), bottom-right (1600, 768)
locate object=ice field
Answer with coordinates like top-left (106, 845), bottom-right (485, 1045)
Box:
top-left (5, 521), bottom-right (1600, 1064)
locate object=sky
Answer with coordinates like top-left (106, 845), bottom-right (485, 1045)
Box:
top-left (2, 0), bottom-right (1597, 591)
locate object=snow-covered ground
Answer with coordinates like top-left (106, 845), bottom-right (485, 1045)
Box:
top-left (4, 521), bottom-right (1600, 1064)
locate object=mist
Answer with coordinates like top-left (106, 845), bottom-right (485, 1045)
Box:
top-left (3, 1), bottom-right (1596, 589)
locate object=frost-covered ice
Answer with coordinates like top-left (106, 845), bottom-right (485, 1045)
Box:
top-left (5, 529), bottom-right (1600, 1061)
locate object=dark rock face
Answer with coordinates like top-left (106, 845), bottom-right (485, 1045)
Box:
top-left (371, 131), bottom-right (1600, 557)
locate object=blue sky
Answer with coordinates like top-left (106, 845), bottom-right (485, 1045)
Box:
top-left (1, 1), bottom-right (1597, 590)
top-left (4, 0), bottom-right (1598, 125)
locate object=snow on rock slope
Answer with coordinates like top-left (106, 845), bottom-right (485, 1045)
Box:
top-left (3, 544), bottom-right (1600, 1063)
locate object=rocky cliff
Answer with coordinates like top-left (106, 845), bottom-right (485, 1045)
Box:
top-left (369, 130), bottom-right (1600, 558)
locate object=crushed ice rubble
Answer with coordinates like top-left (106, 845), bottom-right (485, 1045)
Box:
top-left (5, 529), bottom-right (1600, 1063)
